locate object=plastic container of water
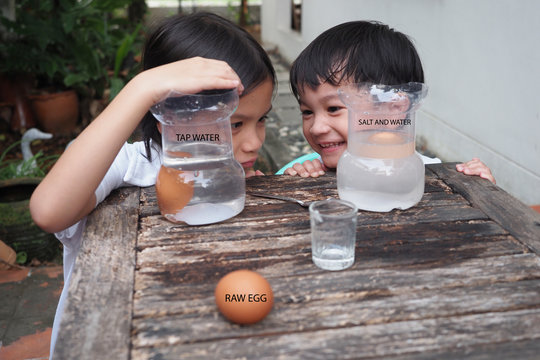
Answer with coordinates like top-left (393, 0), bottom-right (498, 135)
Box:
top-left (150, 89), bottom-right (245, 225)
top-left (337, 83), bottom-right (428, 212)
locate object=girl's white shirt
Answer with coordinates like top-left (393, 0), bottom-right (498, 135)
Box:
top-left (50, 141), bottom-right (160, 359)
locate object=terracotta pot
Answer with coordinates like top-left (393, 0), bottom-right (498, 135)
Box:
top-left (0, 240), bottom-right (17, 270)
top-left (0, 177), bottom-right (59, 263)
top-left (0, 74), bottom-right (36, 132)
top-left (29, 89), bottom-right (79, 135)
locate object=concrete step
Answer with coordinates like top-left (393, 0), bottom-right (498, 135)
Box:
top-left (257, 51), bottom-right (311, 174)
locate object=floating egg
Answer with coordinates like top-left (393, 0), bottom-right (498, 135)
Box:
top-left (368, 131), bottom-right (403, 145)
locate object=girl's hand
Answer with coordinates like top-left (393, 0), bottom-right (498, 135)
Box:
top-left (283, 159), bottom-right (326, 178)
top-left (456, 158), bottom-right (496, 184)
top-left (138, 57), bottom-right (244, 106)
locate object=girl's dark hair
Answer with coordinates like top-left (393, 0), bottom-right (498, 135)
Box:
top-left (290, 20), bottom-right (424, 100)
top-left (140, 12), bottom-right (276, 159)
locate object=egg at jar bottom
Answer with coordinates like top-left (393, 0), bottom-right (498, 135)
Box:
top-left (156, 165), bottom-right (195, 215)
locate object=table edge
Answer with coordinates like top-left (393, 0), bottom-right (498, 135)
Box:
top-left (53, 186), bottom-right (140, 360)
top-left (428, 163), bottom-right (540, 254)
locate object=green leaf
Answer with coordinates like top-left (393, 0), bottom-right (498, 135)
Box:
top-left (16, 252), bottom-right (28, 264)
top-left (61, 12), bottom-right (77, 33)
top-left (109, 76), bottom-right (125, 101)
top-left (64, 73), bottom-right (88, 87)
top-left (113, 23), bottom-right (141, 76)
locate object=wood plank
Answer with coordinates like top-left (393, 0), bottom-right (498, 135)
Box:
top-left (134, 219), bottom-right (525, 291)
top-left (131, 254), bottom-right (540, 348)
top-left (244, 172), bottom-right (452, 194)
top-left (136, 202), bottom-right (489, 250)
top-left (138, 173), bottom-right (457, 219)
top-left (429, 163), bottom-right (540, 253)
top-left (132, 278), bottom-right (540, 348)
top-left (137, 208), bottom-right (310, 248)
top-left (132, 252), bottom-right (540, 314)
top-left (131, 263), bottom-right (540, 352)
top-left (131, 308), bottom-right (540, 359)
top-left (53, 187), bottom-right (140, 360)
top-left (137, 210), bottom-right (506, 249)
top-left (134, 233), bottom-right (525, 290)
top-left (385, 338), bottom-right (540, 360)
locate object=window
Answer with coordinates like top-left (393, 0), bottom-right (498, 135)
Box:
top-left (291, 0), bottom-right (301, 32)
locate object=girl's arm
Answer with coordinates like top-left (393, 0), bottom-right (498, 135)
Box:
top-left (30, 57), bottom-right (242, 233)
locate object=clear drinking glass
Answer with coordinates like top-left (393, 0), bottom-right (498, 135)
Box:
top-left (337, 83), bottom-right (428, 212)
top-left (150, 89), bottom-right (245, 225)
top-left (309, 199), bottom-right (358, 271)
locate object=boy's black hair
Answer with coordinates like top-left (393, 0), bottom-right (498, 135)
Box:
top-left (140, 12), bottom-right (276, 159)
top-left (290, 20), bottom-right (424, 100)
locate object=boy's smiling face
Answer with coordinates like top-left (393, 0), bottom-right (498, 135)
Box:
top-left (298, 82), bottom-right (348, 169)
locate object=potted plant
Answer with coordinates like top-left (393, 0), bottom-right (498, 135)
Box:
top-left (0, 133), bottom-right (60, 264)
top-left (0, 0), bottom-right (144, 134)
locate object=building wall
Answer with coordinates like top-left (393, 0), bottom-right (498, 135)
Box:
top-left (261, 0), bottom-right (540, 205)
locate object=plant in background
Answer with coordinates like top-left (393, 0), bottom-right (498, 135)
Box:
top-left (0, 140), bottom-right (58, 180)
top-left (109, 23), bottom-right (143, 101)
top-left (0, 0), bottom-right (145, 100)
top-left (0, 140), bottom-right (61, 265)
top-left (227, 0), bottom-right (251, 27)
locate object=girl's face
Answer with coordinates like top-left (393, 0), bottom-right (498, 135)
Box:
top-left (298, 82), bottom-right (348, 169)
top-left (231, 78), bottom-right (274, 172)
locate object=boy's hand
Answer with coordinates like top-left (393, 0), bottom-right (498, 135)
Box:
top-left (456, 158), bottom-right (496, 184)
top-left (283, 159), bottom-right (326, 178)
top-left (245, 169), bottom-right (265, 178)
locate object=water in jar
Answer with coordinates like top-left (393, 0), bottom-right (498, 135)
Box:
top-left (157, 142), bottom-right (245, 225)
top-left (337, 147), bottom-right (424, 212)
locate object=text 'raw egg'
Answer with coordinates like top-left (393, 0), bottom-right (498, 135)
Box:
top-left (215, 270), bottom-right (274, 324)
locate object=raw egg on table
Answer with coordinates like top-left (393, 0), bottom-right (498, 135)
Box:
top-left (156, 165), bottom-right (194, 217)
top-left (215, 270), bottom-right (274, 324)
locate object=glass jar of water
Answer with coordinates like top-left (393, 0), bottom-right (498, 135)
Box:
top-left (150, 89), bottom-right (245, 225)
top-left (337, 83), bottom-right (428, 212)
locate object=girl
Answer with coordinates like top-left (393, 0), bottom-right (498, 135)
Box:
top-left (30, 12), bottom-right (275, 357)
top-left (280, 20), bottom-right (495, 184)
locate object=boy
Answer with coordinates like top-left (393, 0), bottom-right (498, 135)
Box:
top-left (280, 20), bottom-right (495, 183)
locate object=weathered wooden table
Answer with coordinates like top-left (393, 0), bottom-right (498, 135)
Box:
top-left (55, 163), bottom-right (540, 360)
